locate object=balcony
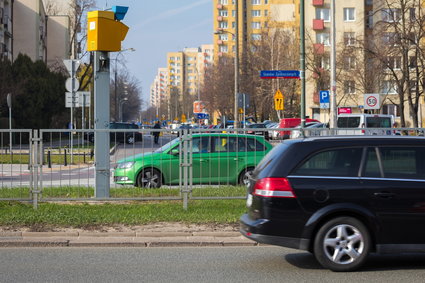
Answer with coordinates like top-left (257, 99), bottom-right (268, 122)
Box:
top-left (313, 43), bottom-right (325, 54)
top-left (217, 4), bottom-right (223, 9)
top-left (312, 0), bottom-right (324, 6)
top-left (313, 19), bottom-right (324, 30)
top-left (313, 92), bottom-right (320, 104)
top-left (217, 16), bottom-right (223, 21)
top-left (217, 40), bottom-right (223, 45)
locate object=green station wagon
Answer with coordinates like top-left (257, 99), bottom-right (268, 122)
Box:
top-left (114, 133), bottom-right (273, 188)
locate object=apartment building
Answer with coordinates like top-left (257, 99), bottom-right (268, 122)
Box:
top-left (150, 67), bottom-right (169, 109)
top-left (13, 0), bottom-right (47, 62)
top-left (164, 46), bottom-right (214, 118)
top-left (0, 0), bottom-right (13, 61)
top-left (213, 0), bottom-right (300, 59)
top-left (305, 0), bottom-right (368, 122)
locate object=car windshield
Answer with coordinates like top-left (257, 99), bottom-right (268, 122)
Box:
top-left (154, 138), bottom-right (180, 153)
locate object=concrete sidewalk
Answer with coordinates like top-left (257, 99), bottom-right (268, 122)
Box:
top-left (0, 231), bottom-right (258, 247)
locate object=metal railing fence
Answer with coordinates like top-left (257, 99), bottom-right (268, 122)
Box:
top-left (0, 127), bottom-right (424, 208)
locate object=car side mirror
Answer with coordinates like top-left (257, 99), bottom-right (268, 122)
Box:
top-left (170, 148), bottom-right (179, 156)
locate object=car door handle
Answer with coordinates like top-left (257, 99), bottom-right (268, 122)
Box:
top-left (233, 158), bottom-right (244, 161)
top-left (199, 159), bottom-right (209, 163)
top-left (374, 192), bottom-right (395, 198)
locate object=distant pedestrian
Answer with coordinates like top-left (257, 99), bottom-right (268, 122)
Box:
top-left (153, 121), bottom-right (161, 144)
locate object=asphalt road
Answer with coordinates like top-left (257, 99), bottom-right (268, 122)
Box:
top-left (1, 247), bottom-right (425, 282)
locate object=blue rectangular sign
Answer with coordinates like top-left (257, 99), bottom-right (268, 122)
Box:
top-left (260, 70), bottom-right (300, 79)
top-left (196, 113), bottom-right (209, 119)
top-left (319, 90), bottom-right (330, 109)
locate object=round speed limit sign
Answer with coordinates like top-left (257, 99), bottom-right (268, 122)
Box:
top-left (364, 94), bottom-right (380, 109)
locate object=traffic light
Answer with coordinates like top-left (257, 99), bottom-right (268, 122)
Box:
top-left (87, 7), bottom-right (129, 52)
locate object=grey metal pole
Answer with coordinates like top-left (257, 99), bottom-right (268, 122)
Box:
top-left (234, 0), bottom-right (239, 129)
top-left (94, 51), bottom-right (111, 198)
top-left (300, 0), bottom-right (306, 127)
top-left (7, 93), bottom-right (11, 153)
top-left (330, 0), bottom-right (337, 128)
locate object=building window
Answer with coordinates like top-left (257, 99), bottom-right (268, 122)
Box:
top-left (252, 10), bottom-right (261, 17)
top-left (219, 10), bottom-right (228, 17)
top-left (381, 8), bottom-right (401, 22)
top-left (219, 45), bottom-right (228, 53)
top-left (344, 32), bottom-right (355, 46)
top-left (316, 33), bottom-right (330, 46)
top-left (220, 0), bottom-right (228, 4)
top-left (252, 22), bottom-right (261, 29)
top-left (265, 0), bottom-right (268, 4)
top-left (219, 21), bottom-right (228, 29)
top-left (382, 104), bottom-right (399, 117)
top-left (264, 10), bottom-right (268, 16)
top-left (410, 8), bottom-right (416, 22)
top-left (316, 8), bottom-right (330, 22)
top-left (366, 11), bottom-right (373, 28)
top-left (385, 56), bottom-right (401, 70)
top-left (344, 56), bottom-right (356, 70)
top-left (321, 56), bottom-right (330, 69)
top-left (219, 34), bottom-right (228, 41)
top-left (344, 81), bottom-right (356, 94)
top-left (343, 8), bottom-right (355, 22)
top-left (252, 0), bottom-right (261, 5)
top-left (251, 34), bottom-right (261, 40)
top-left (232, 10), bottom-right (236, 17)
top-left (382, 32), bottom-right (400, 45)
top-left (232, 21), bottom-right (236, 28)
top-left (381, 80), bottom-right (398, 94)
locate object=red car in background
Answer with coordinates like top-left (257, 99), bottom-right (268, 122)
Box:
top-left (278, 118), bottom-right (320, 139)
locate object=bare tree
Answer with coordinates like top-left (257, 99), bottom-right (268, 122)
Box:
top-left (365, 0), bottom-right (425, 127)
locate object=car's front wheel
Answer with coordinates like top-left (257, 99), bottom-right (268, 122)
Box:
top-left (314, 217), bottom-right (371, 272)
top-left (136, 168), bottom-right (162, 188)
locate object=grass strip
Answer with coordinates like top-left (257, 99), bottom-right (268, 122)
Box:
top-left (0, 200), bottom-right (246, 228)
top-left (0, 186), bottom-right (247, 199)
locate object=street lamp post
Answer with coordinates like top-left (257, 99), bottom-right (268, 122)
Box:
top-left (113, 48), bottom-right (135, 121)
top-left (119, 97), bottom-right (128, 122)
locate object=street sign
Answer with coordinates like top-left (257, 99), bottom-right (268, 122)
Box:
top-left (193, 100), bottom-right (205, 114)
top-left (319, 90), bottom-right (330, 108)
top-left (65, 92), bottom-right (79, 108)
top-left (260, 70), bottom-right (300, 79)
top-left (237, 93), bottom-right (250, 108)
top-left (196, 113), bottom-right (209, 119)
top-left (364, 93), bottom-right (380, 110)
top-left (65, 78), bottom-right (80, 92)
top-left (78, 91), bottom-right (91, 107)
top-left (63, 59), bottom-right (81, 76)
top-left (274, 89), bottom-right (284, 110)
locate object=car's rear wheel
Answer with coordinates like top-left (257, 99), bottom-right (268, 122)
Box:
top-left (136, 168), bottom-right (162, 188)
top-left (238, 167), bottom-right (254, 186)
top-left (314, 217), bottom-right (371, 272)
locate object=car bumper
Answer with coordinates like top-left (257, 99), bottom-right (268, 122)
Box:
top-left (240, 213), bottom-right (309, 250)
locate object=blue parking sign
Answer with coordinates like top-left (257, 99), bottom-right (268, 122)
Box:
top-left (319, 91), bottom-right (330, 108)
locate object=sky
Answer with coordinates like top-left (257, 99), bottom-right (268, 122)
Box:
top-left (95, 0), bottom-right (213, 109)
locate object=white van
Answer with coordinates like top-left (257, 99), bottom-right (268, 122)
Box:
top-left (336, 114), bottom-right (395, 135)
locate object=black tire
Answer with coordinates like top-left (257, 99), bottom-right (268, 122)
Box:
top-left (136, 168), bottom-right (162, 188)
top-left (238, 167), bottom-right (254, 186)
top-left (314, 217), bottom-right (371, 272)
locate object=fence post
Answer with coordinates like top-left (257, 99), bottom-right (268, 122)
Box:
top-left (64, 148), bottom-right (67, 166)
top-left (47, 149), bottom-right (52, 168)
top-left (31, 130), bottom-right (41, 210)
top-left (181, 129), bottom-right (191, 210)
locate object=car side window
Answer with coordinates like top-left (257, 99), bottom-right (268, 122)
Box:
top-left (192, 137), bottom-right (210, 154)
top-left (238, 137), bottom-right (266, 152)
top-left (379, 147), bottom-right (425, 179)
top-left (293, 148), bottom-right (362, 177)
top-left (213, 137), bottom-right (237, 152)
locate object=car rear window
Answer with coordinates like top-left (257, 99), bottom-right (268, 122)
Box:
top-left (365, 117), bottom-right (392, 128)
top-left (292, 148), bottom-right (363, 177)
top-left (364, 147), bottom-right (425, 179)
top-left (337, 117), bottom-right (361, 128)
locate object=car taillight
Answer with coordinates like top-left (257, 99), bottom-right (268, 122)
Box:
top-left (253, 178), bottom-right (296, 198)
